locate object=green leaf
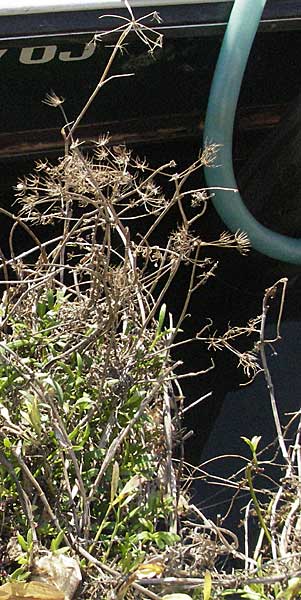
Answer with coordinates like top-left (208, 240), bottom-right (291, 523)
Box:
top-left (26, 529), bottom-right (33, 546)
top-left (54, 546), bottom-right (69, 555)
top-left (50, 530), bottom-right (65, 552)
top-left (76, 352), bottom-right (83, 374)
top-left (9, 567), bottom-right (31, 581)
top-left (277, 578), bottom-right (301, 600)
top-left (241, 435), bottom-right (261, 454)
top-left (152, 531), bottom-right (180, 548)
top-left (69, 426), bottom-right (79, 441)
top-left (149, 303), bottom-right (167, 350)
top-left (47, 378), bottom-right (64, 404)
top-left (110, 461), bottom-right (120, 504)
top-left (138, 518), bottom-right (153, 532)
top-left (19, 392), bottom-right (41, 437)
top-left (29, 395), bottom-right (41, 437)
top-left (158, 303), bottom-right (166, 332)
top-left (17, 532), bottom-right (28, 552)
top-left (36, 301), bottom-right (46, 318)
top-left (16, 556), bottom-right (29, 565)
top-left (55, 288), bottom-right (70, 308)
top-left (137, 531), bottom-right (153, 543)
top-left (47, 289), bottom-right (55, 310)
top-left (126, 388), bottom-right (146, 407)
top-left (203, 570), bottom-right (212, 600)
top-left (0, 377), bottom-right (9, 392)
top-left (240, 585), bottom-right (266, 600)
top-left (72, 423), bottom-right (90, 450)
top-left (114, 474), bottom-right (145, 505)
top-left (58, 362), bottom-right (75, 379)
top-left (73, 393), bottom-right (93, 410)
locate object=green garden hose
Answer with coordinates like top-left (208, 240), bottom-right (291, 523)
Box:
top-left (204, 0), bottom-right (301, 264)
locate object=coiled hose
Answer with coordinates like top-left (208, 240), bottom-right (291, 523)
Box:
top-left (204, 0), bottom-right (301, 264)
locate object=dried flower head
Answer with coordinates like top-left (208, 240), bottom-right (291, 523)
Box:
top-left (201, 142), bottom-right (222, 167)
top-left (170, 226), bottom-right (198, 258)
top-left (42, 91), bottom-right (65, 108)
top-left (191, 190), bottom-right (209, 207)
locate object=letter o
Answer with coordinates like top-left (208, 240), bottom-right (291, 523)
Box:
top-left (20, 46), bottom-right (57, 64)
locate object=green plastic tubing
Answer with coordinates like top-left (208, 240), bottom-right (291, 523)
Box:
top-left (204, 0), bottom-right (301, 264)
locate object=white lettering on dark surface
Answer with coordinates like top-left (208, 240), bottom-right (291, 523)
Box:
top-left (0, 45), bottom-right (96, 64)
top-left (20, 45), bottom-right (57, 64)
top-left (59, 43), bottom-right (95, 61)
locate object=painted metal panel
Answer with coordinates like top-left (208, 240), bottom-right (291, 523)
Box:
top-left (0, 0), bottom-right (228, 17)
top-left (0, 1), bottom-right (300, 49)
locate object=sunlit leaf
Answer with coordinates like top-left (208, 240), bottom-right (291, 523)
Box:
top-left (110, 461), bottom-right (120, 504)
top-left (241, 436), bottom-right (261, 451)
top-left (72, 424), bottom-right (90, 451)
top-left (47, 289), bottom-right (55, 310)
top-left (26, 395), bottom-right (41, 438)
top-left (76, 352), bottom-right (83, 374)
top-left (26, 530), bottom-right (33, 547)
top-left (47, 378), bottom-right (64, 404)
top-left (50, 530), bottom-right (65, 553)
top-left (203, 570), bottom-right (212, 600)
top-left (16, 533), bottom-right (28, 552)
top-left (241, 585), bottom-right (264, 600)
top-left (277, 578), bottom-right (301, 600)
top-left (113, 474), bottom-right (145, 505)
top-left (158, 303), bottom-right (166, 332)
top-left (7, 569), bottom-right (31, 582)
top-left (241, 435), bottom-right (261, 457)
top-left (36, 302), bottom-right (46, 319)
top-left (0, 582), bottom-right (64, 599)
top-left (135, 562), bottom-right (164, 579)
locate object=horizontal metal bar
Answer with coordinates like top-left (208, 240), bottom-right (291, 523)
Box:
top-left (0, 0), bottom-right (228, 17)
top-left (0, 104), bottom-right (284, 159)
top-left (1, 16), bottom-right (300, 49)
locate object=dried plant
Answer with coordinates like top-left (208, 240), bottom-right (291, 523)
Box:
top-left (2, 5), bottom-right (296, 600)
top-left (0, 130), bottom-right (254, 596)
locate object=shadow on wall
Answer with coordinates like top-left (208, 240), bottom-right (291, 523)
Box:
top-left (193, 319), bottom-right (301, 544)
top-left (187, 91), bottom-right (301, 510)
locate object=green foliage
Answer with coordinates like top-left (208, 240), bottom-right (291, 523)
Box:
top-left (203, 570), bottom-right (212, 600)
top-left (242, 436), bottom-right (272, 545)
top-left (0, 276), bottom-right (179, 577)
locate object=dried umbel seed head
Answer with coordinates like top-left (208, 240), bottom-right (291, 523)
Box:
top-left (42, 91), bottom-right (65, 108)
